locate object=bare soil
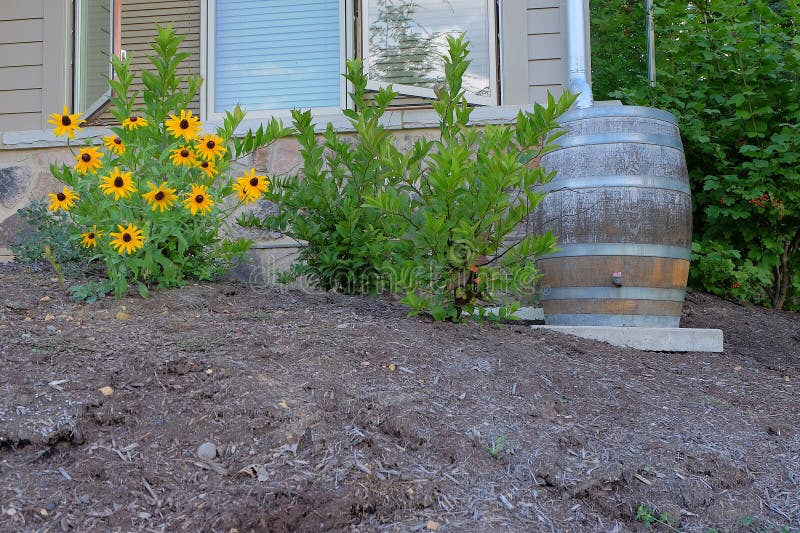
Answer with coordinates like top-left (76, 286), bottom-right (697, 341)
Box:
top-left (0, 263), bottom-right (798, 533)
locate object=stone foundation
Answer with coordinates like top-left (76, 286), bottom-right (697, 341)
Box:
top-left (0, 128), bottom-right (446, 261)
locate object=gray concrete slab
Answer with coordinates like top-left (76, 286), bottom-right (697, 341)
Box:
top-left (477, 306), bottom-right (544, 321)
top-left (530, 325), bottom-right (724, 352)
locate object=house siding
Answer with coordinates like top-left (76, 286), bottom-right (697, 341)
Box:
top-left (525, 0), bottom-right (590, 104)
top-left (0, 1), bottom-right (45, 131)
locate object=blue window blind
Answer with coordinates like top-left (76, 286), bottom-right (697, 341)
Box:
top-left (214, 0), bottom-right (342, 113)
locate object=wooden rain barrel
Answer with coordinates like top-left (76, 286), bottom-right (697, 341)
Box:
top-left (532, 106), bottom-right (692, 328)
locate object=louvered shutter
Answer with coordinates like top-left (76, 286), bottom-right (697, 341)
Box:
top-left (122, 0), bottom-right (202, 112)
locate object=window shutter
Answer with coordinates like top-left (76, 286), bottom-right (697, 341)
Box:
top-left (119, 1), bottom-right (201, 116)
top-left (212, 0), bottom-right (343, 113)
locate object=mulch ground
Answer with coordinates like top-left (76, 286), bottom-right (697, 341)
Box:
top-left (0, 263), bottom-right (798, 533)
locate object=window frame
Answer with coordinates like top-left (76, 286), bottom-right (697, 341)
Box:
top-left (200, 0), bottom-right (501, 122)
top-left (361, 0), bottom-right (499, 106)
top-left (201, 0), bottom-right (354, 122)
top-left (73, 0), bottom-right (120, 120)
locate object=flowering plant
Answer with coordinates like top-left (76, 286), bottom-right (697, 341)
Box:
top-left (46, 26), bottom-right (290, 297)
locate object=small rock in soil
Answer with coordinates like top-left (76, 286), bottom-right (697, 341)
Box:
top-left (197, 442), bottom-right (217, 460)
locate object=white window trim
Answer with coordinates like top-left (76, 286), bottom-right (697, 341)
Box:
top-left (361, 0), bottom-right (499, 106)
top-left (73, 0), bottom-right (115, 119)
top-left (201, 0), bottom-right (354, 122)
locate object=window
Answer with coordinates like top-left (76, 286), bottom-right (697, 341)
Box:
top-left (204, 0), bottom-right (498, 118)
top-left (363, 0), bottom-right (497, 105)
top-left (207, 0), bottom-right (350, 118)
top-left (74, 0), bottom-right (120, 119)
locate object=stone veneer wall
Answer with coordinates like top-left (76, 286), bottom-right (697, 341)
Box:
top-left (0, 129), bottom-right (446, 261)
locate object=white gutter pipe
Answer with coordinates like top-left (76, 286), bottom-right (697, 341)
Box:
top-left (566, 0), bottom-right (594, 108)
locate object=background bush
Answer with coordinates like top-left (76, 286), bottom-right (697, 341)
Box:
top-left (593, 0), bottom-right (800, 310)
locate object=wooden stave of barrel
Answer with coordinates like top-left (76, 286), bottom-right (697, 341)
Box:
top-left (532, 106), bottom-right (692, 328)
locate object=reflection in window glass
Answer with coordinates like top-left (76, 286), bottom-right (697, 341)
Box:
top-left (75, 0), bottom-right (112, 113)
top-left (366, 0), bottom-right (491, 96)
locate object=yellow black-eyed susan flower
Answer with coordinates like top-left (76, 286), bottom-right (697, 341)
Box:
top-left (48, 106), bottom-right (83, 139)
top-left (233, 168), bottom-right (270, 205)
top-left (103, 135), bottom-right (126, 155)
top-left (74, 147), bottom-right (104, 174)
top-left (141, 181), bottom-right (178, 212)
top-left (196, 134), bottom-right (226, 160)
top-left (99, 167), bottom-right (136, 200)
top-left (47, 187), bottom-right (80, 212)
top-left (196, 159), bottom-right (218, 179)
top-left (165, 109), bottom-right (201, 141)
top-left (183, 184), bottom-right (214, 215)
top-left (80, 226), bottom-right (103, 248)
top-left (109, 223), bottom-right (145, 254)
top-left (122, 115), bottom-right (148, 130)
top-left (170, 146), bottom-right (196, 167)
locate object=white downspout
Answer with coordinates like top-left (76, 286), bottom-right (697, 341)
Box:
top-left (566, 0), bottom-right (593, 108)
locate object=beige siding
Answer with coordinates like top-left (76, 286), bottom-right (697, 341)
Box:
top-left (122, 0), bottom-right (201, 113)
top-left (0, 19), bottom-right (44, 44)
top-left (0, 0), bottom-right (69, 132)
top-left (525, 0), bottom-right (591, 104)
top-left (0, 1), bottom-right (44, 20)
top-left (500, 0), bottom-right (529, 104)
top-left (0, 0), bottom-right (45, 131)
top-left (527, 0), bottom-right (565, 104)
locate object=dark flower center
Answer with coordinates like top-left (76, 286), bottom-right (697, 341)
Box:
top-left (88, 232), bottom-right (95, 239)
top-left (129, 116), bottom-right (138, 122)
top-left (113, 176), bottom-right (124, 187)
top-left (114, 137), bottom-right (122, 145)
top-left (201, 161), bottom-right (209, 168)
top-left (249, 177), bottom-right (259, 187)
top-left (81, 153), bottom-right (91, 162)
top-left (195, 194), bottom-right (204, 204)
top-left (123, 233), bottom-right (132, 242)
top-left (181, 149), bottom-right (189, 158)
top-left (62, 116), bottom-right (72, 126)
top-left (206, 140), bottom-right (215, 149)
top-left (180, 119), bottom-right (189, 129)
top-left (56, 192), bottom-right (66, 201)
top-left (154, 191), bottom-right (165, 201)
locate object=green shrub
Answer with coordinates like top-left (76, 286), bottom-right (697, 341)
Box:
top-left (609, 0), bottom-right (800, 310)
top-left (247, 35), bottom-right (573, 320)
top-left (45, 25), bottom-right (290, 298)
top-left (690, 240), bottom-right (772, 304)
top-left (10, 200), bottom-right (92, 273)
top-left (242, 61), bottom-right (400, 294)
top-left (366, 35), bottom-right (575, 321)
top-left (589, 0), bottom-right (647, 101)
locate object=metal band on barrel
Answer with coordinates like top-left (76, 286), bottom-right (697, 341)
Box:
top-left (540, 287), bottom-right (687, 301)
top-left (558, 106), bottom-right (679, 124)
top-left (539, 243), bottom-right (691, 261)
top-left (536, 174), bottom-right (690, 195)
top-left (544, 313), bottom-right (681, 328)
top-left (555, 132), bottom-right (684, 150)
